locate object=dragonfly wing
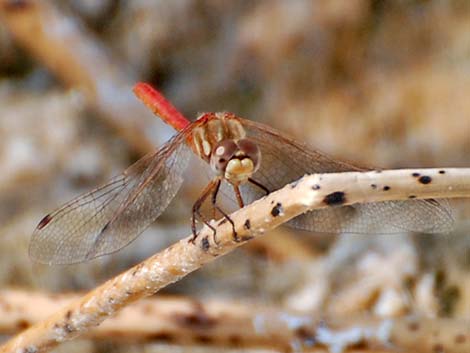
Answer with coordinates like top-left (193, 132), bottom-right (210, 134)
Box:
top-left (30, 131), bottom-right (191, 265)
top-left (289, 199), bottom-right (454, 234)
top-left (239, 119), bottom-right (454, 234)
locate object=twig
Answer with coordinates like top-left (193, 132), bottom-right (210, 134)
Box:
top-left (0, 0), bottom-right (159, 154)
top-left (1, 168), bottom-right (470, 352)
top-left (0, 289), bottom-right (468, 352)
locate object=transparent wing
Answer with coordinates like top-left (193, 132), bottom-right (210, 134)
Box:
top-left (237, 119), bottom-right (454, 234)
top-left (30, 131), bottom-right (191, 265)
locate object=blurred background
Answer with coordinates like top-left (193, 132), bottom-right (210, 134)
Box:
top-left (0, 0), bottom-right (469, 352)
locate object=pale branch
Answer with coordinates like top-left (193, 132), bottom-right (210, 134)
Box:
top-left (0, 289), bottom-right (468, 353)
top-left (1, 168), bottom-right (470, 353)
top-left (0, 0), bottom-right (159, 154)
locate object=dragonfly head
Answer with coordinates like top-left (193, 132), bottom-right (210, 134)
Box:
top-left (210, 138), bottom-right (260, 184)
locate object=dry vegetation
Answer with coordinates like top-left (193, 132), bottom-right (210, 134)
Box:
top-left (0, 0), bottom-right (469, 352)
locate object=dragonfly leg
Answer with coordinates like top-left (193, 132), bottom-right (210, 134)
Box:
top-left (248, 177), bottom-right (270, 196)
top-left (190, 179), bottom-right (219, 244)
top-left (233, 185), bottom-right (245, 208)
top-left (209, 181), bottom-right (238, 243)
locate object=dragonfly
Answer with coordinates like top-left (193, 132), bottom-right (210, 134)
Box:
top-left (29, 83), bottom-right (454, 265)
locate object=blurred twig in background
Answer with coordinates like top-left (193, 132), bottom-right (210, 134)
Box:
top-left (0, 0), bottom-right (161, 154)
top-left (0, 289), bottom-right (468, 353)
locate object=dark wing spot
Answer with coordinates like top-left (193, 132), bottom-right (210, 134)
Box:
top-left (408, 195), bottom-right (417, 199)
top-left (407, 322), bottom-right (420, 331)
top-left (37, 214), bottom-right (52, 230)
top-left (271, 203), bottom-right (283, 217)
top-left (65, 310), bottom-right (72, 320)
top-left (370, 184), bottom-right (377, 189)
top-left (312, 184), bottom-right (321, 190)
top-left (243, 219), bottom-right (251, 230)
top-left (418, 175), bottom-right (432, 184)
top-left (201, 236), bottom-right (210, 252)
top-left (323, 192), bottom-right (346, 206)
top-left (439, 170), bottom-right (446, 174)
top-left (412, 172), bottom-right (421, 177)
top-left (383, 186), bottom-right (390, 191)
top-left (432, 343), bottom-right (444, 353)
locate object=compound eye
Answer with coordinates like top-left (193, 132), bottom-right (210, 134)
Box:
top-left (237, 139), bottom-right (261, 171)
top-left (211, 140), bottom-right (237, 173)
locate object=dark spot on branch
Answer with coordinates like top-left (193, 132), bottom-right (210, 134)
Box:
top-left (439, 170), bottom-right (446, 174)
top-left (132, 263), bottom-right (144, 276)
top-left (289, 180), bottom-right (299, 188)
top-left (243, 219), bottom-right (251, 230)
top-left (418, 175), bottom-right (432, 184)
top-left (323, 191), bottom-right (346, 206)
top-left (408, 195), bottom-right (417, 199)
top-left (65, 310), bottom-right (72, 320)
top-left (383, 186), bottom-right (390, 191)
top-left (371, 184), bottom-right (377, 189)
top-left (37, 214), bottom-right (52, 230)
top-left (375, 169), bottom-right (382, 173)
top-left (312, 184), bottom-right (321, 190)
top-left (412, 172), bottom-right (420, 177)
top-left (201, 236), bottom-right (210, 252)
top-left (271, 202), bottom-right (283, 217)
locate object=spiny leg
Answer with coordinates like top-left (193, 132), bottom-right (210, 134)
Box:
top-left (211, 180), bottom-right (238, 242)
top-left (190, 179), bottom-right (220, 244)
top-left (248, 177), bottom-right (270, 196)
